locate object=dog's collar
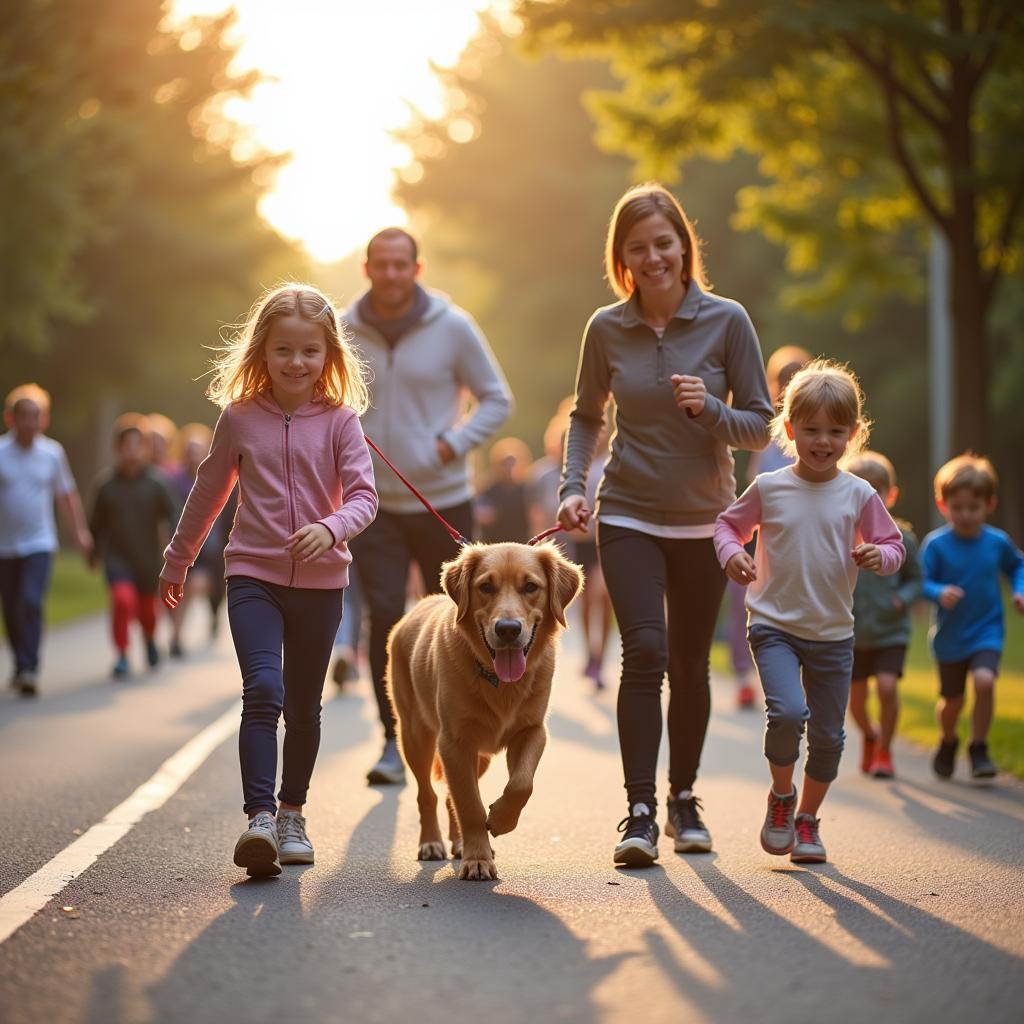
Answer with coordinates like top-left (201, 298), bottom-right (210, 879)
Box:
top-left (474, 659), bottom-right (501, 689)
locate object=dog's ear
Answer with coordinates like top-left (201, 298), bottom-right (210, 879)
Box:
top-left (442, 546), bottom-right (481, 623)
top-left (541, 546), bottom-right (584, 628)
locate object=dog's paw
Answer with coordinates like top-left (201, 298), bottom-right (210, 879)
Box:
top-left (486, 795), bottom-right (524, 837)
top-left (458, 856), bottom-right (498, 881)
top-left (417, 841), bottom-right (447, 861)
top-left (450, 839), bottom-right (462, 859)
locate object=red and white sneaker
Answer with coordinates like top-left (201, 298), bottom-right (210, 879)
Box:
top-left (869, 749), bottom-right (895, 778)
top-left (791, 814), bottom-right (827, 864)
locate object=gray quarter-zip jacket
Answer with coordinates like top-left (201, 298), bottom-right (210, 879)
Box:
top-left (560, 282), bottom-right (773, 527)
top-left (344, 290), bottom-right (512, 514)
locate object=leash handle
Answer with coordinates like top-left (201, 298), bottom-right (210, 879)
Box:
top-left (363, 435), bottom-right (469, 547)
top-left (526, 507), bottom-right (593, 546)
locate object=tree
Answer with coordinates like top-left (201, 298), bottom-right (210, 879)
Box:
top-left (517, 0), bottom-right (1024, 455)
top-left (0, 0), bottom-right (300, 476)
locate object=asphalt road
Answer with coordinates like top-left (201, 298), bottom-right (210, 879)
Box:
top-left (2, 605), bottom-right (1022, 1024)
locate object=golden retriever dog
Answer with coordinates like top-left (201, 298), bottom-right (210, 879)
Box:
top-left (386, 541), bottom-right (583, 880)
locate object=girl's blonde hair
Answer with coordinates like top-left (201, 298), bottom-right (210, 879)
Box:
top-left (771, 359), bottom-right (870, 464)
top-left (207, 284), bottom-right (370, 413)
top-left (605, 183), bottom-right (709, 300)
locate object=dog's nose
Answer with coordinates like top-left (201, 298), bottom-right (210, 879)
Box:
top-left (494, 619), bottom-right (522, 643)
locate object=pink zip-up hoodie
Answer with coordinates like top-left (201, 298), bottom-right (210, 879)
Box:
top-left (162, 394), bottom-right (378, 589)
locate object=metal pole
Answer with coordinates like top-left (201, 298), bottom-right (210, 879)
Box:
top-left (928, 226), bottom-right (952, 525)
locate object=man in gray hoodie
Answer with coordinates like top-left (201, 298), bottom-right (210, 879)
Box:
top-left (345, 227), bottom-right (512, 784)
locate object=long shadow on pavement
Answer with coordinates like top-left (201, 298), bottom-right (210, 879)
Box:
top-left (146, 786), bottom-right (617, 1024)
top-left (638, 852), bottom-right (1023, 1022)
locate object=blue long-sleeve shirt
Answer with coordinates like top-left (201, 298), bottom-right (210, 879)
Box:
top-left (919, 524), bottom-right (1024, 661)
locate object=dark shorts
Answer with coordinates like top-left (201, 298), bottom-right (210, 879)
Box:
top-left (852, 645), bottom-right (906, 681)
top-left (938, 649), bottom-right (1001, 698)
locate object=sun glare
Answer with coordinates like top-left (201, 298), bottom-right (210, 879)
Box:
top-left (172, 0), bottom-right (499, 262)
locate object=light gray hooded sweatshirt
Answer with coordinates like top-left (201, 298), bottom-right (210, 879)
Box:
top-left (344, 290), bottom-right (512, 514)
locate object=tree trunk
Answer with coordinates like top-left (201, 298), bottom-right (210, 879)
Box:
top-left (946, 33), bottom-right (990, 457)
top-left (948, 246), bottom-right (990, 455)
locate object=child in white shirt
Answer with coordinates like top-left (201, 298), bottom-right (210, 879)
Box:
top-left (714, 360), bottom-right (904, 863)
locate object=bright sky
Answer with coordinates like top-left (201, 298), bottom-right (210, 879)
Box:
top-left (172, 0), bottom-right (499, 261)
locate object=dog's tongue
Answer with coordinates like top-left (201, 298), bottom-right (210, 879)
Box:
top-left (493, 648), bottom-right (527, 683)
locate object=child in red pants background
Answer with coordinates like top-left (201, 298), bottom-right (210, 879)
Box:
top-left (89, 414), bottom-right (178, 678)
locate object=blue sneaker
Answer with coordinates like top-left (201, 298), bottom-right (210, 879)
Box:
top-left (145, 638), bottom-right (160, 669)
top-left (112, 654), bottom-right (130, 679)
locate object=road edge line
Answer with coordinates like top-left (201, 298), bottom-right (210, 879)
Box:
top-left (0, 700), bottom-right (241, 946)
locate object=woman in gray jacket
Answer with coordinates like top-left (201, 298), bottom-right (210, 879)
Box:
top-left (558, 183), bottom-right (773, 866)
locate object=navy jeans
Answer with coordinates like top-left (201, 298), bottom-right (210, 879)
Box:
top-left (0, 552), bottom-right (53, 675)
top-left (748, 623), bottom-right (854, 783)
top-left (227, 576), bottom-right (345, 816)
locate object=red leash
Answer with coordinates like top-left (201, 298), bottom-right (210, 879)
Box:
top-left (364, 434), bottom-right (579, 549)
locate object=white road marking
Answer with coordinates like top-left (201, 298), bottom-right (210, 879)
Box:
top-left (0, 700), bottom-right (241, 946)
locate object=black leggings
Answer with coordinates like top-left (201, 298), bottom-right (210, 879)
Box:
top-left (598, 523), bottom-right (726, 807)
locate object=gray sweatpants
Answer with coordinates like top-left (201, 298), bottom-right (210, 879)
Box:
top-left (748, 623), bottom-right (854, 783)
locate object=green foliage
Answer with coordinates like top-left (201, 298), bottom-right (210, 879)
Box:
top-left (46, 550), bottom-right (106, 627)
top-left (517, 0), bottom-right (1024, 456)
top-left (0, 0), bottom-right (302, 477)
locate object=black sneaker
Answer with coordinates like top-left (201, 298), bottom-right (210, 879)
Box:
top-left (665, 795), bottom-right (713, 853)
top-left (614, 803), bottom-right (660, 866)
top-left (968, 741), bottom-right (997, 779)
top-left (145, 638), bottom-right (160, 670)
top-left (933, 737), bottom-right (958, 779)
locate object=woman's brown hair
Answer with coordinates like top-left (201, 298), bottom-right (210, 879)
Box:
top-left (605, 182), bottom-right (709, 300)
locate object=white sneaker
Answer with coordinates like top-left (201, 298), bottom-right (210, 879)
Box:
top-left (233, 811), bottom-right (281, 877)
top-left (277, 810), bottom-right (314, 864)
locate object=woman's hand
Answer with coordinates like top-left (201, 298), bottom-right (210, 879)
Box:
top-left (557, 495), bottom-right (592, 534)
top-left (287, 523), bottom-right (334, 563)
top-left (671, 374), bottom-right (706, 416)
top-left (160, 576), bottom-right (184, 610)
top-left (725, 551), bottom-right (757, 585)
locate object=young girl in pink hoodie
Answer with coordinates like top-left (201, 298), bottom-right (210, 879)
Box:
top-left (160, 285), bottom-right (378, 878)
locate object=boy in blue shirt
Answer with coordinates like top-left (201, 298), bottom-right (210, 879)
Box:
top-left (921, 454), bottom-right (1024, 779)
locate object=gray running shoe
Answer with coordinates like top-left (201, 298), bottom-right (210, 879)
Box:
top-left (15, 671), bottom-right (38, 697)
top-left (276, 809), bottom-right (314, 864)
top-left (791, 813), bottom-right (827, 863)
top-left (968, 741), bottom-right (997, 779)
top-left (366, 738), bottom-right (406, 785)
top-left (760, 788), bottom-right (798, 855)
top-left (614, 803), bottom-right (660, 867)
top-left (233, 811), bottom-right (281, 877)
top-left (665, 795), bottom-right (713, 853)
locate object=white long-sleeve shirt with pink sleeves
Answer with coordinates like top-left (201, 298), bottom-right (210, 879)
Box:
top-left (714, 467), bottom-right (905, 642)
